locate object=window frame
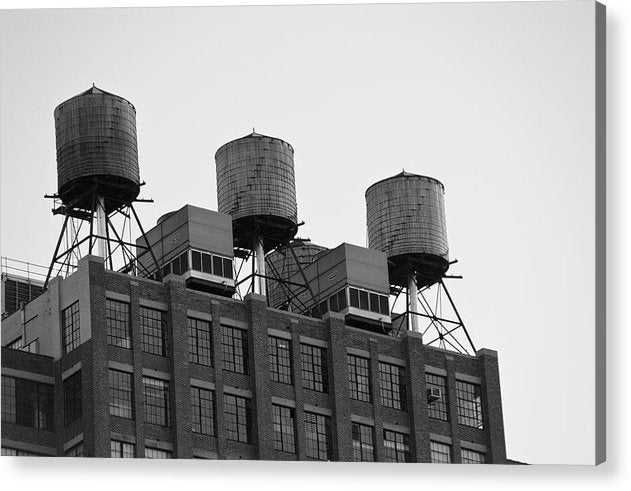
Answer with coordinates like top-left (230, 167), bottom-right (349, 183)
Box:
top-left (300, 344), bottom-right (328, 393)
top-left (383, 429), bottom-right (411, 463)
top-left (109, 369), bottom-right (134, 419)
top-left (348, 354), bottom-right (372, 403)
top-left (379, 362), bottom-right (407, 411)
top-left (106, 299), bottom-right (131, 349)
top-left (61, 301), bottom-right (80, 354)
top-left (224, 393), bottom-right (252, 444)
top-left (304, 411), bottom-right (332, 461)
top-left (456, 380), bottom-right (484, 429)
top-left (221, 325), bottom-right (249, 374)
top-left (191, 386), bottom-right (215, 436)
top-left (352, 422), bottom-right (375, 462)
top-left (140, 306), bottom-right (167, 356)
top-left (269, 336), bottom-right (292, 385)
top-left (272, 404), bottom-right (296, 454)
top-left (143, 376), bottom-right (170, 427)
top-left (188, 317), bottom-right (213, 366)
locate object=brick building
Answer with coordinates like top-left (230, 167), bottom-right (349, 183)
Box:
top-left (1, 244), bottom-right (507, 462)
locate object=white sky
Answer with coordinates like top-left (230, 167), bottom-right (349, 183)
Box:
top-left (0, 1), bottom-right (600, 465)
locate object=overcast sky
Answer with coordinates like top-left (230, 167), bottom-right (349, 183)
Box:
top-left (0, 1), bottom-right (599, 465)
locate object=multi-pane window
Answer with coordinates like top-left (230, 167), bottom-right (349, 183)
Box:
top-left (426, 373), bottom-right (449, 421)
top-left (61, 301), bottom-right (80, 354)
top-left (107, 299), bottom-right (131, 349)
top-left (379, 362), bottom-right (407, 410)
top-left (304, 412), bottom-right (332, 460)
top-left (301, 344), bottom-right (328, 393)
top-left (64, 442), bottom-right (84, 457)
top-left (352, 422), bottom-right (375, 462)
top-left (1, 447), bottom-right (43, 456)
top-left (5, 336), bottom-right (22, 350)
top-left (461, 448), bottom-right (486, 464)
top-left (327, 289), bottom-right (347, 313)
top-left (63, 371), bottom-right (82, 426)
top-left (348, 354), bottom-right (371, 402)
top-left (191, 249), bottom-right (233, 279)
top-left (188, 317), bottom-right (212, 366)
top-left (456, 380), bottom-right (483, 429)
top-left (145, 447), bottom-right (172, 459)
top-left (1, 375), bottom-right (54, 430)
top-left (348, 287), bottom-right (389, 315)
top-left (143, 377), bottom-right (170, 426)
top-left (430, 441), bottom-right (452, 463)
top-left (140, 307), bottom-right (167, 356)
top-left (224, 394), bottom-right (251, 443)
top-left (221, 325), bottom-right (248, 374)
top-left (272, 404), bottom-right (296, 454)
top-left (191, 386), bottom-right (215, 436)
top-left (383, 429), bottom-right (410, 463)
top-left (109, 369), bottom-right (133, 419)
top-left (111, 440), bottom-right (135, 458)
top-left (269, 336), bottom-right (292, 385)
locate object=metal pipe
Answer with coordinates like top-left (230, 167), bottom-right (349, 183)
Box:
top-left (96, 195), bottom-right (107, 259)
top-left (255, 237), bottom-right (266, 296)
top-left (408, 271), bottom-right (420, 332)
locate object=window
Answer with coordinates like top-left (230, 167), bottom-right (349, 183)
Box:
top-left (426, 373), bottom-right (449, 421)
top-left (188, 317), bottom-right (212, 366)
top-left (145, 447), bottom-right (172, 459)
top-left (379, 362), bottom-right (407, 410)
top-left (1, 447), bottom-right (43, 456)
top-left (383, 429), bottom-right (410, 463)
top-left (5, 336), bottom-right (22, 349)
top-left (456, 380), bottom-right (483, 429)
top-left (109, 369), bottom-right (133, 419)
top-left (328, 289), bottom-right (347, 313)
top-left (191, 386), bottom-right (215, 436)
top-left (111, 440), bottom-right (135, 458)
top-left (176, 251), bottom-right (190, 275)
top-left (352, 422), bottom-right (375, 462)
top-left (430, 441), bottom-right (452, 463)
top-left (63, 371), bottom-right (82, 426)
top-left (304, 412), bottom-right (332, 460)
top-left (62, 301), bottom-right (80, 354)
top-left (272, 404), bottom-right (296, 454)
top-left (301, 344), bottom-right (328, 393)
top-left (348, 287), bottom-right (389, 315)
top-left (140, 306), bottom-right (167, 356)
top-left (64, 442), bottom-right (84, 457)
top-left (348, 354), bottom-right (371, 402)
top-left (143, 377), bottom-right (170, 426)
top-left (269, 336), bottom-right (292, 385)
top-left (107, 299), bottom-right (131, 349)
top-left (2, 375), bottom-right (54, 430)
top-left (224, 393), bottom-right (251, 443)
top-left (461, 448), bottom-right (486, 464)
top-left (221, 325), bottom-right (248, 374)
top-left (191, 249), bottom-right (233, 279)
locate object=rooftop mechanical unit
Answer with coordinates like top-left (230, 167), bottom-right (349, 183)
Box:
top-left (286, 243), bottom-right (391, 333)
top-left (136, 204), bottom-right (235, 296)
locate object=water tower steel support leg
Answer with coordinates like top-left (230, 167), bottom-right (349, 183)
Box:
top-left (408, 271), bottom-right (420, 333)
top-left (439, 279), bottom-right (476, 353)
top-left (96, 195), bottom-right (107, 259)
top-left (254, 237), bottom-right (267, 296)
top-left (44, 213), bottom-right (70, 288)
top-left (130, 204), bottom-right (163, 281)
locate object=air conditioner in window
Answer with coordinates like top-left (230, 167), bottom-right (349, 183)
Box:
top-left (427, 387), bottom-right (442, 403)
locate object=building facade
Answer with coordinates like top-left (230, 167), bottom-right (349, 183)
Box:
top-left (1, 254), bottom-right (507, 462)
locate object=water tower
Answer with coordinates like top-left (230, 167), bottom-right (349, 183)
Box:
top-left (266, 239), bottom-right (328, 310)
top-left (44, 86), bottom-right (160, 286)
top-left (215, 132), bottom-right (300, 297)
top-left (366, 171), bottom-right (475, 354)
